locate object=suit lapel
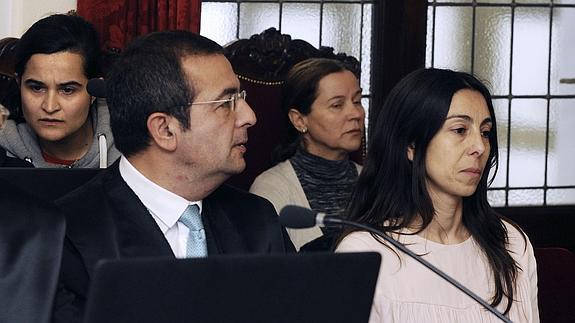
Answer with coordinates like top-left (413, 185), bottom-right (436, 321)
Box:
top-left (104, 166), bottom-right (174, 259)
top-left (64, 163), bottom-right (174, 279)
top-left (203, 194), bottom-right (247, 255)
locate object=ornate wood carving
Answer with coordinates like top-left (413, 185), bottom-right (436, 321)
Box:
top-left (0, 37), bottom-right (20, 118)
top-left (0, 37), bottom-right (18, 78)
top-left (224, 28), bottom-right (361, 83)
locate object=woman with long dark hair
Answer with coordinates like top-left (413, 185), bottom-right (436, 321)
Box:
top-left (337, 68), bottom-right (538, 322)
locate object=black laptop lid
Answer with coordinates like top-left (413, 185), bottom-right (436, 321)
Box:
top-left (84, 252), bottom-right (380, 323)
top-left (0, 168), bottom-right (101, 202)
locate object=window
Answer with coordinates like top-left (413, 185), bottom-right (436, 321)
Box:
top-left (427, 0), bottom-right (575, 206)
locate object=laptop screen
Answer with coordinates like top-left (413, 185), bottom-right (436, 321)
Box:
top-left (0, 168), bottom-right (101, 202)
top-left (84, 252), bottom-right (380, 323)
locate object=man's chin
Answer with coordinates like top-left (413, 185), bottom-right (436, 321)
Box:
top-left (225, 160), bottom-right (246, 175)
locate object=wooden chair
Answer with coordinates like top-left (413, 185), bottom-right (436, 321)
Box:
top-left (224, 28), bottom-right (364, 191)
top-left (0, 37), bottom-right (21, 121)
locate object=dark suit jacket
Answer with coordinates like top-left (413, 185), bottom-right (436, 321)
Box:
top-left (52, 161), bottom-right (294, 322)
top-left (0, 179), bottom-right (64, 323)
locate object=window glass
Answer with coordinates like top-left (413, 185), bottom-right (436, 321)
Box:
top-left (487, 190), bottom-right (507, 207)
top-left (508, 189), bottom-right (544, 206)
top-left (475, 7), bottom-right (511, 95)
top-left (361, 4), bottom-right (372, 94)
top-left (322, 3), bottom-right (362, 59)
top-left (509, 99), bottom-right (547, 187)
top-left (550, 8), bottom-right (575, 95)
top-left (433, 6), bottom-right (473, 71)
top-left (200, 2), bottom-right (238, 46)
top-left (516, 0), bottom-right (551, 3)
top-left (512, 7), bottom-right (550, 95)
top-left (490, 99), bottom-right (509, 189)
top-left (548, 189), bottom-right (575, 205)
top-left (239, 3), bottom-right (280, 39)
top-left (548, 99), bottom-right (575, 186)
top-left (281, 3), bottom-right (320, 47)
top-left (426, 6), bottom-right (434, 67)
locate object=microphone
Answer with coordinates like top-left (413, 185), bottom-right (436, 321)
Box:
top-left (279, 205), bottom-right (343, 228)
top-left (87, 78), bottom-right (107, 98)
top-left (279, 205), bottom-right (512, 323)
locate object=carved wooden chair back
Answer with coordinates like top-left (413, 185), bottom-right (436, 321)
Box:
top-left (0, 37), bottom-right (21, 121)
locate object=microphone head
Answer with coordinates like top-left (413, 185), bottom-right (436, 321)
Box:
top-left (279, 205), bottom-right (317, 229)
top-left (87, 78), bottom-right (107, 98)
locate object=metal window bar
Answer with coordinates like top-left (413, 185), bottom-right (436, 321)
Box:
top-left (236, 2), bottom-right (241, 39)
top-left (506, 1), bottom-right (515, 207)
top-left (427, 2), bottom-right (575, 9)
top-left (470, 2), bottom-right (476, 74)
top-left (544, 4), bottom-right (553, 206)
top-left (202, 0), bottom-right (370, 2)
top-left (431, 4), bottom-right (436, 67)
top-left (278, 1), bottom-right (283, 31)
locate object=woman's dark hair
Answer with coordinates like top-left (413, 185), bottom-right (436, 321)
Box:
top-left (15, 14), bottom-right (102, 80)
top-left (345, 68), bottom-right (521, 314)
top-left (272, 58), bottom-right (358, 163)
top-left (11, 14), bottom-right (102, 121)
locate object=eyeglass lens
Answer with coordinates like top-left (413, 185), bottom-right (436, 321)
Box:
top-left (232, 90), bottom-right (247, 111)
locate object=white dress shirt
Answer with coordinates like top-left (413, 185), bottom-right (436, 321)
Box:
top-left (119, 156), bottom-right (202, 258)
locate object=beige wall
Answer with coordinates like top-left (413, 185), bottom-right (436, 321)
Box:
top-left (0, 0), bottom-right (77, 38)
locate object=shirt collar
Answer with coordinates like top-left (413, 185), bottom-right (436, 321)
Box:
top-left (119, 156), bottom-right (202, 231)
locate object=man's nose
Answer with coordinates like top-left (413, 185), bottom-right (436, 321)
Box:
top-left (236, 98), bottom-right (257, 128)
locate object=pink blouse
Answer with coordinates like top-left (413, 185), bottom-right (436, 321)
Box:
top-left (336, 222), bottom-right (539, 323)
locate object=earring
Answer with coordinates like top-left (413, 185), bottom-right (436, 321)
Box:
top-left (301, 127), bottom-right (308, 134)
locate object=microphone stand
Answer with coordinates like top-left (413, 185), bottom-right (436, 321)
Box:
top-left (323, 216), bottom-right (512, 323)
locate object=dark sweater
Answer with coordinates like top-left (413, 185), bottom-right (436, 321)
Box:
top-left (290, 149), bottom-right (359, 252)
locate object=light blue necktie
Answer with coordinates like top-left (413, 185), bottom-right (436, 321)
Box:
top-left (178, 204), bottom-right (207, 258)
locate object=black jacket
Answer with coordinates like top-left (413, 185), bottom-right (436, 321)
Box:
top-left (52, 161), bottom-right (294, 322)
top-left (0, 179), bottom-right (65, 323)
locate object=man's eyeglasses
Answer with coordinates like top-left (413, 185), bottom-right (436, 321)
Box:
top-left (189, 90), bottom-right (247, 112)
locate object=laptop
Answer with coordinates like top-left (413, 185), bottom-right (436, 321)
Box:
top-left (0, 168), bottom-right (101, 202)
top-left (84, 252), bottom-right (381, 323)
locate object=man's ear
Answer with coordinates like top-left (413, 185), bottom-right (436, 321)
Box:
top-left (288, 108), bottom-right (308, 134)
top-left (407, 143), bottom-right (415, 162)
top-left (147, 112), bottom-right (178, 152)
